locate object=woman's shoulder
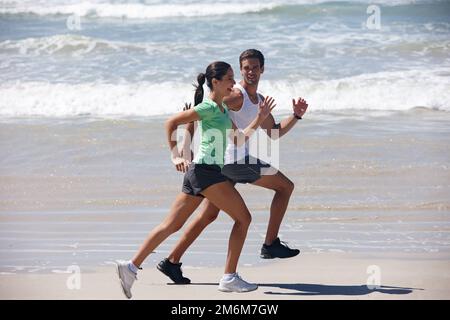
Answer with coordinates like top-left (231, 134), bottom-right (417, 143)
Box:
top-left (195, 99), bottom-right (214, 108)
top-left (194, 100), bottom-right (216, 119)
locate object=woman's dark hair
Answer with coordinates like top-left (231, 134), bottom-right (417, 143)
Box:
top-left (194, 61), bottom-right (231, 106)
top-left (239, 49), bottom-right (264, 68)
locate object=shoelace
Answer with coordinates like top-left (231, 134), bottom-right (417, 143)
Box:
top-left (279, 239), bottom-right (293, 249)
top-left (129, 271), bottom-right (137, 281)
top-left (280, 240), bottom-right (289, 247)
top-left (234, 273), bottom-right (248, 284)
top-left (126, 264), bottom-right (138, 280)
top-left (234, 273), bottom-right (257, 289)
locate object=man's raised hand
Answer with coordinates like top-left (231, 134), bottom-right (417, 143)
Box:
top-left (293, 97), bottom-right (308, 118)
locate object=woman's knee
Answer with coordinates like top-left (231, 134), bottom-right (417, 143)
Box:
top-left (235, 210), bottom-right (252, 227)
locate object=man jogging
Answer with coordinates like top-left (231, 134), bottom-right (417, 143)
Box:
top-left (157, 49), bottom-right (308, 285)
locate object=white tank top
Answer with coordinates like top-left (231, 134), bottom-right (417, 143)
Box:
top-left (224, 83), bottom-right (262, 164)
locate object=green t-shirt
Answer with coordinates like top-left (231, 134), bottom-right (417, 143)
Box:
top-left (193, 99), bottom-right (232, 167)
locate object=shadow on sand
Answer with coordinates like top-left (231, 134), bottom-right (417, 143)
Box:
top-left (187, 282), bottom-right (423, 296)
top-left (260, 283), bottom-right (423, 296)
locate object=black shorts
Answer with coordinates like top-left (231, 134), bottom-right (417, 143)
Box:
top-left (221, 155), bottom-right (273, 184)
top-left (182, 163), bottom-right (228, 197)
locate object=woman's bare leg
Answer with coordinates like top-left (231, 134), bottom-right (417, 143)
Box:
top-left (201, 181), bottom-right (252, 274)
top-left (131, 193), bottom-right (203, 267)
top-left (168, 199), bottom-right (220, 263)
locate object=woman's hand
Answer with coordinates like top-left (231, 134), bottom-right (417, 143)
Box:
top-left (171, 155), bottom-right (191, 173)
top-left (258, 96), bottom-right (276, 120)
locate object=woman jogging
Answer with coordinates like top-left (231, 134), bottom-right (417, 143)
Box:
top-left (115, 61), bottom-right (276, 298)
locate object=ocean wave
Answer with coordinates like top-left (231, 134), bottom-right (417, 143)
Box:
top-left (0, 1), bottom-right (280, 19)
top-left (0, 34), bottom-right (187, 56)
top-left (0, 0), bottom-right (437, 19)
top-left (0, 33), bottom-right (450, 59)
top-left (1, 69), bottom-right (449, 117)
top-left (260, 69), bottom-right (450, 113)
top-left (2, 32), bottom-right (449, 61)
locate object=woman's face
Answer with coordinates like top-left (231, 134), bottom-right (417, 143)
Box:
top-left (213, 68), bottom-right (236, 97)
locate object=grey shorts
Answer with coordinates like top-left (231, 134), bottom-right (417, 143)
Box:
top-left (182, 163), bottom-right (228, 197)
top-left (222, 156), bottom-right (272, 184)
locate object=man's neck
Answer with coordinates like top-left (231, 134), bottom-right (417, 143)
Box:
top-left (239, 80), bottom-right (258, 96)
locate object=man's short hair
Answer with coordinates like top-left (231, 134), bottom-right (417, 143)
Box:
top-left (239, 49), bottom-right (265, 68)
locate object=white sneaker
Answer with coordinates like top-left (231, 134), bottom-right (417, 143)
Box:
top-left (218, 273), bottom-right (258, 293)
top-left (115, 260), bottom-right (137, 299)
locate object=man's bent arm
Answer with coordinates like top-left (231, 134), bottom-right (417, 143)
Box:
top-left (223, 89), bottom-right (243, 111)
top-left (261, 114), bottom-right (299, 139)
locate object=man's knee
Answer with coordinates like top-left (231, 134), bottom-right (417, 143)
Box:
top-left (275, 178), bottom-right (294, 195)
top-left (272, 178), bottom-right (295, 196)
top-left (240, 211), bottom-right (252, 227)
top-left (201, 211), bottom-right (219, 225)
top-left (286, 179), bottom-right (295, 194)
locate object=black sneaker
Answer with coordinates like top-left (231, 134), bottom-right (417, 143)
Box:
top-left (157, 258), bottom-right (191, 284)
top-left (260, 238), bottom-right (300, 259)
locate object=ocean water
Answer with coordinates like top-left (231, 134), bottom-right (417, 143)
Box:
top-left (0, 0), bottom-right (450, 273)
top-left (1, 0), bottom-right (450, 116)
top-left (1, 111), bottom-right (449, 273)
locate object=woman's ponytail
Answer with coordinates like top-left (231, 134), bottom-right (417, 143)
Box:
top-left (194, 73), bottom-right (206, 106)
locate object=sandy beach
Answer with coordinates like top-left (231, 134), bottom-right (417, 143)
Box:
top-left (1, 252), bottom-right (448, 300)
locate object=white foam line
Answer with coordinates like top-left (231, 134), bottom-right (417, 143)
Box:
top-left (1, 68), bottom-right (449, 117)
top-left (0, 2), bottom-right (279, 19)
top-left (1, 229), bottom-right (449, 236)
top-left (0, 231), bottom-right (151, 234)
top-left (0, 249), bottom-right (137, 253)
top-left (268, 230), bottom-right (450, 234)
top-left (0, 249), bottom-right (231, 255)
top-left (307, 240), bottom-right (450, 245)
top-left (293, 221), bottom-right (450, 226)
top-left (0, 208), bottom-right (167, 215)
top-left (307, 244), bottom-right (450, 249)
top-left (0, 237), bottom-right (263, 242)
top-left (0, 222), bottom-right (161, 225)
top-left (0, 221), bottom-right (270, 226)
top-left (0, 243), bottom-right (264, 250)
